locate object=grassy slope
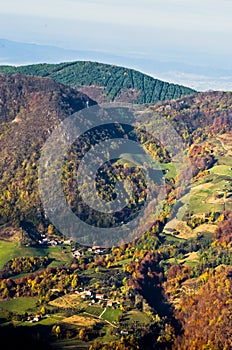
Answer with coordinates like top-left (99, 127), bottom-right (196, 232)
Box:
top-left (0, 241), bottom-right (73, 269)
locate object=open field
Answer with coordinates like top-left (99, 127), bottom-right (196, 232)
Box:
top-left (189, 176), bottom-right (232, 213)
top-left (122, 310), bottom-right (151, 325)
top-left (181, 251), bottom-right (199, 266)
top-left (62, 314), bottom-right (100, 327)
top-left (210, 165), bottom-right (232, 176)
top-left (164, 220), bottom-right (216, 240)
top-left (161, 162), bottom-right (180, 179)
top-left (0, 297), bottom-right (38, 314)
top-left (49, 294), bottom-right (82, 309)
top-left (168, 167), bottom-right (232, 219)
top-left (111, 257), bottom-right (133, 268)
top-left (85, 305), bottom-right (103, 318)
top-left (164, 220), bottom-right (194, 239)
top-left (0, 241), bottom-right (20, 268)
top-left (162, 148), bottom-right (229, 266)
top-left (101, 308), bottom-right (121, 323)
top-left (0, 240), bottom-right (73, 270)
top-left (193, 223), bottom-right (216, 236)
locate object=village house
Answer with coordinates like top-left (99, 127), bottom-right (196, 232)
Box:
top-left (95, 293), bottom-right (104, 300)
top-left (63, 239), bottom-right (72, 245)
top-left (27, 314), bottom-right (42, 323)
top-left (72, 250), bottom-right (82, 258)
top-left (92, 246), bottom-right (105, 254)
top-left (106, 300), bottom-right (113, 307)
top-left (76, 290), bottom-right (93, 299)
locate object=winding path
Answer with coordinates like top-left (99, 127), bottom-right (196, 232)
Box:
top-left (216, 137), bottom-right (229, 151)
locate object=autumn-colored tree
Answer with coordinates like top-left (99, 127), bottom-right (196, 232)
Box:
top-left (173, 266), bottom-right (232, 350)
top-left (214, 210), bottom-right (232, 246)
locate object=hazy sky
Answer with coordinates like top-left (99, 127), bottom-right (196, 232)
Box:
top-left (0, 0), bottom-right (232, 90)
top-left (1, 0), bottom-right (232, 66)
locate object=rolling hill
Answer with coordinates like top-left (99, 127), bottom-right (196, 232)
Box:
top-left (0, 61), bottom-right (196, 104)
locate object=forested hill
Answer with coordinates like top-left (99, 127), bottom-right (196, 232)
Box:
top-left (0, 73), bottom-right (96, 235)
top-left (0, 70), bottom-right (231, 240)
top-left (150, 90), bottom-right (232, 139)
top-left (0, 61), bottom-right (196, 104)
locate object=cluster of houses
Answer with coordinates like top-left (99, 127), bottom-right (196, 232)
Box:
top-left (38, 234), bottom-right (64, 246)
top-left (38, 233), bottom-right (106, 258)
top-left (75, 288), bottom-right (120, 308)
top-left (26, 314), bottom-right (42, 323)
top-left (87, 246), bottom-right (105, 254)
top-left (71, 245), bottom-right (106, 258)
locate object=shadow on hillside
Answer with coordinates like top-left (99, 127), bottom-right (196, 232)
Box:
top-left (0, 324), bottom-right (53, 350)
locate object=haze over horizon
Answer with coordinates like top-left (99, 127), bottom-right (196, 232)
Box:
top-left (0, 0), bottom-right (232, 91)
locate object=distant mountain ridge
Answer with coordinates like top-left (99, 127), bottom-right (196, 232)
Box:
top-left (0, 61), bottom-right (196, 104)
top-left (1, 39), bottom-right (232, 91)
top-left (0, 38), bottom-right (110, 65)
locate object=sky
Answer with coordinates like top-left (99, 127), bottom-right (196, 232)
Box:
top-left (0, 0), bottom-right (232, 90)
